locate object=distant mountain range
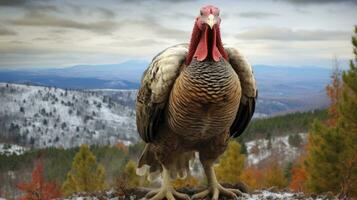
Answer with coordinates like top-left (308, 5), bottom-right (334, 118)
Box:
top-left (0, 60), bottom-right (331, 90)
top-left (0, 60), bottom-right (147, 89)
top-left (0, 60), bottom-right (332, 114)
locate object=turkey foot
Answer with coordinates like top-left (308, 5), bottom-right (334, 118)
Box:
top-left (191, 184), bottom-right (242, 200)
top-left (146, 167), bottom-right (190, 200)
top-left (192, 162), bottom-right (242, 200)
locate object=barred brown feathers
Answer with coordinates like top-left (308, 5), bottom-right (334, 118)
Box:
top-left (136, 43), bottom-right (257, 179)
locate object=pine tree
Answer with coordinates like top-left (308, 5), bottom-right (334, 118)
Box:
top-left (240, 142), bottom-right (248, 154)
top-left (288, 134), bottom-right (302, 148)
top-left (121, 160), bottom-right (149, 188)
top-left (215, 141), bottom-right (245, 184)
top-left (305, 108), bottom-right (345, 193)
top-left (303, 65), bottom-right (343, 193)
top-left (326, 57), bottom-right (343, 126)
top-left (17, 162), bottom-right (61, 200)
top-left (338, 25), bottom-right (357, 197)
top-left (305, 26), bottom-right (357, 196)
top-left (284, 162), bottom-right (293, 183)
top-left (262, 159), bottom-right (287, 189)
top-left (61, 144), bottom-right (107, 196)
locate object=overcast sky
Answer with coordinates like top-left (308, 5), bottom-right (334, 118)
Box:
top-left (0, 0), bottom-right (356, 68)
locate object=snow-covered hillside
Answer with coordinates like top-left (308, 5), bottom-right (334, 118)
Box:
top-left (90, 89), bottom-right (137, 108)
top-left (0, 83), bottom-right (137, 148)
top-left (0, 143), bottom-right (28, 156)
top-left (0, 82), bottom-right (309, 166)
top-left (245, 133), bottom-right (307, 166)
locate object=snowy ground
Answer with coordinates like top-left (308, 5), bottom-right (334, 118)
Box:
top-left (57, 189), bottom-right (339, 200)
top-left (0, 143), bottom-right (28, 156)
top-left (247, 190), bottom-right (336, 200)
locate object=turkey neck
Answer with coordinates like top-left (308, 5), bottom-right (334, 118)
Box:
top-left (167, 59), bottom-right (241, 140)
top-left (185, 24), bottom-right (228, 65)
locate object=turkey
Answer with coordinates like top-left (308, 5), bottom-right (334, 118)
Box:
top-left (136, 5), bottom-right (257, 200)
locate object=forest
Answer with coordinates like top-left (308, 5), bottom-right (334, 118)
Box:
top-left (0, 102), bottom-right (353, 199)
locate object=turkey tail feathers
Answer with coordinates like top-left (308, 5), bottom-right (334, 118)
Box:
top-left (137, 144), bottom-right (162, 181)
top-left (224, 45), bottom-right (258, 138)
top-left (230, 94), bottom-right (256, 138)
top-left (137, 144), bottom-right (194, 182)
top-left (136, 44), bottom-right (188, 143)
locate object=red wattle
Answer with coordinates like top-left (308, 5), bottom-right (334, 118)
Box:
top-left (212, 27), bottom-right (221, 62)
top-left (216, 26), bottom-right (228, 61)
top-left (194, 27), bottom-right (208, 61)
top-left (186, 24), bottom-right (227, 65)
top-left (185, 23), bottom-right (200, 65)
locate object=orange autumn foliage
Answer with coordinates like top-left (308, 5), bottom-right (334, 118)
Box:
top-left (172, 175), bottom-right (199, 189)
top-left (116, 142), bottom-right (128, 154)
top-left (240, 166), bottom-right (263, 190)
top-left (17, 162), bottom-right (61, 200)
top-left (325, 59), bottom-right (343, 126)
top-left (289, 165), bottom-right (307, 192)
top-left (289, 147), bottom-right (308, 192)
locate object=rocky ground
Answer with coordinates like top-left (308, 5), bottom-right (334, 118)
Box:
top-left (60, 185), bottom-right (342, 200)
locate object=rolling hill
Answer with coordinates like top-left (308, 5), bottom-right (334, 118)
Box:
top-left (0, 83), bottom-right (137, 148)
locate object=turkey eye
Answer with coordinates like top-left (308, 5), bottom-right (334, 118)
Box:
top-left (200, 11), bottom-right (203, 16)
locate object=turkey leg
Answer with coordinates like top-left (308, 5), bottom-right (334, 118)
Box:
top-left (146, 166), bottom-right (190, 200)
top-left (192, 160), bottom-right (242, 200)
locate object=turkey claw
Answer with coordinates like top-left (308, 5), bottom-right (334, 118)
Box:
top-left (146, 187), bottom-right (190, 200)
top-left (191, 184), bottom-right (242, 200)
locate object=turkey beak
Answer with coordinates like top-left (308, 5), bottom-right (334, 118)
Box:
top-left (206, 14), bottom-right (215, 29)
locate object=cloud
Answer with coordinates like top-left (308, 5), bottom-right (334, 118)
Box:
top-left (66, 3), bottom-right (116, 19)
top-left (94, 7), bottom-right (115, 18)
top-left (236, 27), bottom-right (349, 41)
top-left (278, 0), bottom-right (357, 5)
top-left (0, 25), bottom-right (16, 35)
top-left (0, 0), bottom-right (28, 7)
top-left (7, 12), bottom-right (119, 34)
top-left (238, 11), bottom-right (279, 19)
top-left (150, 23), bottom-right (189, 40)
top-left (113, 18), bottom-right (189, 41)
top-left (0, 0), bottom-right (59, 13)
top-left (0, 0), bottom-right (354, 68)
top-left (9, 13), bottom-right (187, 39)
top-left (111, 38), bottom-right (167, 47)
top-left (164, 11), bottom-right (196, 20)
top-left (0, 0), bottom-right (114, 18)
top-left (120, 0), bottom-right (196, 3)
